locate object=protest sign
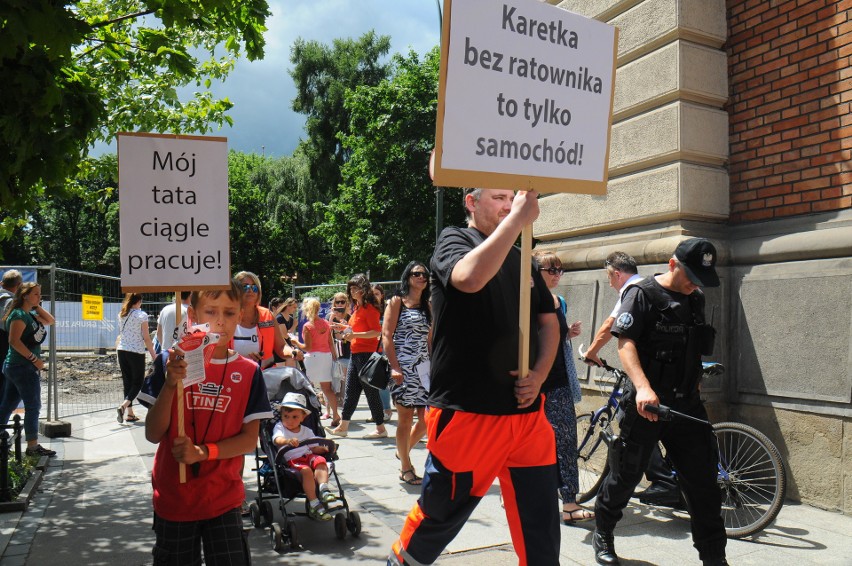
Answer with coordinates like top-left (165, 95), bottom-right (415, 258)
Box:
top-left (117, 132), bottom-right (231, 291)
top-left (433, 0), bottom-right (618, 194)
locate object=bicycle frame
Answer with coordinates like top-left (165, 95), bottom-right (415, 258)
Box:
top-left (576, 359), bottom-right (786, 538)
top-left (576, 366), bottom-right (625, 457)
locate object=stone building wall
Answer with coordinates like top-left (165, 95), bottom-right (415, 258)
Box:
top-left (537, 0), bottom-right (852, 512)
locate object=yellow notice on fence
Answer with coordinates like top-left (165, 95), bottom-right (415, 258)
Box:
top-left (81, 294), bottom-right (104, 321)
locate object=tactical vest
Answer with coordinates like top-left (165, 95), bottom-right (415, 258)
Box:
top-left (625, 278), bottom-right (715, 404)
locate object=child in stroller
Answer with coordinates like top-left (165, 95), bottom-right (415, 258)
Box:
top-left (250, 366), bottom-right (361, 551)
top-left (272, 392), bottom-right (338, 520)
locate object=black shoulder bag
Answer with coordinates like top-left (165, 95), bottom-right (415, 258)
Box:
top-left (358, 298), bottom-right (403, 390)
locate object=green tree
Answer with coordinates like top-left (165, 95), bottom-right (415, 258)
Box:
top-left (0, 0), bottom-right (270, 240)
top-left (317, 47), bottom-right (460, 280)
top-left (227, 151), bottom-right (285, 295)
top-left (289, 31), bottom-right (392, 203)
top-left (260, 151), bottom-right (331, 283)
top-left (24, 154), bottom-right (121, 274)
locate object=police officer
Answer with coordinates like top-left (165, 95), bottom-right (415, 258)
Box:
top-left (592, 238), bottom-right (727, 566)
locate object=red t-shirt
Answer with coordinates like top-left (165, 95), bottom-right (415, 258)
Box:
top-left (349, 303), bottom-right (381, 354)
top-left (138, 351), bottom-right (273, 521)
top-left (303, 318), bottom-right (332, 354)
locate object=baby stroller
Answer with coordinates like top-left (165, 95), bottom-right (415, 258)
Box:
top-left (249, 366), bottom-right (361, 551)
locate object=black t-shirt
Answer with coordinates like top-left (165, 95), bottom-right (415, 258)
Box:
top-left (428, 226), bottom-right (556, 415)
top-left (541, 302), bottom-right (569, 393)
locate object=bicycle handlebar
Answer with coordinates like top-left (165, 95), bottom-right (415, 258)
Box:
top-left (577, 343), bottom-right (616, 373)
top-left (645, 403), bottom-right (711, 426)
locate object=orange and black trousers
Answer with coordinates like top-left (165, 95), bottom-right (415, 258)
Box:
top-left (390, 401), bottom-right (560, 565)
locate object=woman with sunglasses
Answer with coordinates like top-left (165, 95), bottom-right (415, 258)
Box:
top-left (233, 271), bottom-right (298, 369)
top-left (382, 261), bottom-right (432, 485)
top-left (327, 274), bottom-right (387, 439)
top-left (532, 251), bottom-right (592, 525)
top-left (327, 292), bottom-right (351, 405)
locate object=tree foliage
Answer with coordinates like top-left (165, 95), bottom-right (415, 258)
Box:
top-left (289, 31), bottom-right (391, 202)
top-left (260, 151), bottom-right (331, 283)
top-left (227, 151), bottom-right (335, 298)
top-left (24, 155), bottom-right (121, 275)
top-left (0, 0), bottom-right (270, 238)
top-left (316, 47), bottom-right (461, 280)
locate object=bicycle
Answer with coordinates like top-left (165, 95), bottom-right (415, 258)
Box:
top-left (574, 355), bottom-right (787, 538)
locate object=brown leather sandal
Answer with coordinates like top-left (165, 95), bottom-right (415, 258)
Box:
top-left (399, 469), bottom-right (422, 485)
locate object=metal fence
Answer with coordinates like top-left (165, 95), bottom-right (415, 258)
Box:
top-left (293, 280), bottom-right (402, 300)
top-left (1, 265), bottom-right (173, 419)
top-left (0, 265), bottom-right (403, 420)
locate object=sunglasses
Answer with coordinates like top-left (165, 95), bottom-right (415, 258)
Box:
top-left (410, 271), bottom-right (429, 279)
top-left (540, 267), bottom-right (564, 275)
top-left (243, 284), bottom-right (259, 293)
top-left (333, 300), bottom-right (346, 305)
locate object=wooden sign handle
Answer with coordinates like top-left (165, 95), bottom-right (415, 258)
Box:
top-left (518, 224), bottom-right (532, 380)
top-left (174, 290), bottom-right (187, 484)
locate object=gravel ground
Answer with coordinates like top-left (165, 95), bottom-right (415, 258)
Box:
top-left (43, 352), bottom-right (151, 414)
top-left (54, 354), bottom-right (124, 392)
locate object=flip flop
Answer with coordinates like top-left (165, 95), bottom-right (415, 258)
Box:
top-left (562, 508), bottom-right (595, 525)
top-left (125, 415), bottom-right (140, 422)
top-left (363, 430), bottom-right (388, 439)
top-left (116, 407), bottom-right (124, 424)
top-left (399, 469), bottom-right (422, 485)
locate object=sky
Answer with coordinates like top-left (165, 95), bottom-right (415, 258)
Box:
top-left (94, 0), bottom-right (442, 158)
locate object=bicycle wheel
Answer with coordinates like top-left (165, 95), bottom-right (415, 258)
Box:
top-left (575, 413), bottom-right (612, 503)
top-left (713, 422), bottom-right (786, 538)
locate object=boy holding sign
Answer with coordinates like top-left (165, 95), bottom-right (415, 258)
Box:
top-left (139, 279), bottom-right (272, 565)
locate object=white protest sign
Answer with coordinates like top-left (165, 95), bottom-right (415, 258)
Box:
top-left (118, 133), bottom-right (231, 291)
top-left (433, 0), bottom-right (618, 194)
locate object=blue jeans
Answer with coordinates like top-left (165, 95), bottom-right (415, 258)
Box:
top-left (0, 361), bottom-right (42, 442)
top-left (379, 387), bottom-right (391, 411)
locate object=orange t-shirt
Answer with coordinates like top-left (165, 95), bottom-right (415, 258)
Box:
top-left (349, 303), bottom-right (381, 354)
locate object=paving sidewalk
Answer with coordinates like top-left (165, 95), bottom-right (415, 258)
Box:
top-left (0, 401), bottom-right (850, 565)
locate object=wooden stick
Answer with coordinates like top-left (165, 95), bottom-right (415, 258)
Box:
top-left (518, 223), bottom-right (532, 380)
top-left (175, 290), bottom-right (187, 484)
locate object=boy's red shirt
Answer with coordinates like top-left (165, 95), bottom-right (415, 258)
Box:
top-left (138, 351), bottom-right (272, 521)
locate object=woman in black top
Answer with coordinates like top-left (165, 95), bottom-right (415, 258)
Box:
top-left (534, 251), bottom-right (593, 525)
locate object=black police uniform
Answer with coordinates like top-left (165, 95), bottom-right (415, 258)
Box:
top-left (594, 276), bottom-right (726, 561)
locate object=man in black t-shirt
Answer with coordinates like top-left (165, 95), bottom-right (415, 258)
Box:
top-left (390, 189), bottom-right (560, 566)
top-left (592, 238), bottom-right (727, 566)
